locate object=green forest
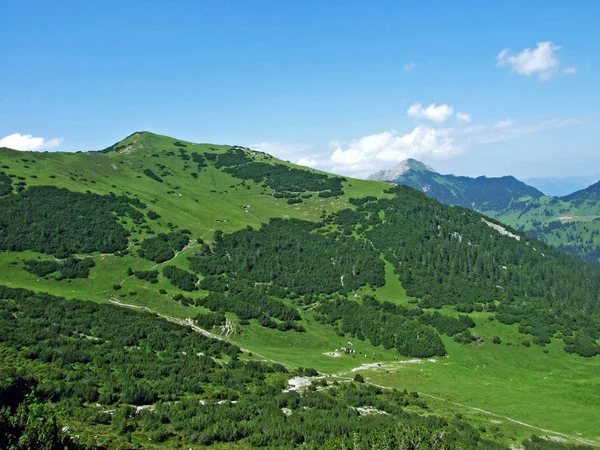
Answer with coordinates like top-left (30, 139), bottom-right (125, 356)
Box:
top-left (189, 218), bottom-right (384, 295)
top-left (0, 186), bottom-right (145, 258)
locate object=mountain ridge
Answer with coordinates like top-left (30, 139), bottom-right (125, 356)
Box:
top-left (369, 159), bottom-right (600, 265)
top-left (368, 158), bottom-right (435, 181)
top-left (1, 132), bottom-right (600, 448)
top-left (367, 159), bottom-right (544, 211)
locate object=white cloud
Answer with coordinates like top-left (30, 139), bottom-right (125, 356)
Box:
top-left (404, 62), bottom-right (416, 71)
top-left (493, 119), bottom-right (513, 129)
top-left (467, 118), bottom-right (582, 145)
top-left (456, 112), bottom-right (471, 123)
top-left (496, 41), bottom-right (574, 81)
top-left (407, 103), bottom-right (454, 123)
top-left (251, 141), bottom-right (311, 159)
top-left (330, 126), bottom-right (462, 175)
top-left (0, 133), bottom-right (63, 151)
top-left (297, 156), bottom-right (318, 168)
top-left (251, 141), bottom-right (325, 169)
top-left (327, 117), bottom-right (583, 178)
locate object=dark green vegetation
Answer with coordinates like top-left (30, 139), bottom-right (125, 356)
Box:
top-left (198, 288), bottom-right (302, 325)
top-left (316, 298), bottom-right (446, 357)
top-left (163, 265), bottom-right (197, 291)
top-left (335, 187), bottom-right (600, 356)
top-left (0, 286), bottom-right (510, 449)
top-left (143, 168), bottom-right (163, 183)
top-left (139, 232), bottom-right (189, 262)
top-left (0, 132), bottom-right (598, 448)
top-left (189, 218), bottom-right (384, 295)
top-left (317, 295), bottom-right (475, 358)
top-left (0, 171), bottom-right (12, 196)
top-left (323, 429), bottom-right (588, 450)
top-left (209, 146), bottom-right (345, 195)
top-left (0, 377), bottom-right (87, 449)
top-left (0, 186), bottom-right (145, 258)
top-left (371, 159), bottom-right (600, 266)
top-left (24, 257), bottom-right (96, 279)
top-left (133, 269), bottom-right (159, 283)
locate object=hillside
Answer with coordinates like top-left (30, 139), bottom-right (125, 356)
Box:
top-left (1, 132), bottom-right (599, 448)
top-left (371, 160), bottom-right (600, 265)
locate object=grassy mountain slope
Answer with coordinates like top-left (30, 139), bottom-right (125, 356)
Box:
top-left (490, 184), bottom-right (600, 266)
top-left (1, 132), bottom-right (599, 448)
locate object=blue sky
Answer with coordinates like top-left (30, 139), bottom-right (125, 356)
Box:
top-left (1, 0), bottom-right (599, 179)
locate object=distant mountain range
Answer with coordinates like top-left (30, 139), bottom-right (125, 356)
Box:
top-left (524, 175), bottom-right (600, 197)
top-left (369, 160), bottom-right (600, 265)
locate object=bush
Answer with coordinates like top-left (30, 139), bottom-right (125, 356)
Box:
top-left (134, 270), bottom-right (159, 283)
top-left (147, 210), bottom-right (161, 220)
top-left (163, 266), bottom-right (197, 291)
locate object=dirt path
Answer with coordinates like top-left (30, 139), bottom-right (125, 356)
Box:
top-left (108, 299), bottom-right (285, 366)
top-left (93, 229), bottom-right (214, 295)
top-left (328, 359), bottom-right (599, 447)
top-left (416, 392), bottom-right (599, 447)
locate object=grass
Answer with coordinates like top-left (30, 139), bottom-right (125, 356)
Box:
top-left (361, 314), bottom-right (600, 445)
top-left (356, 258), bottom-right (414, 306)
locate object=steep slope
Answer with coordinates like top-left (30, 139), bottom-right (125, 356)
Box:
top-left (0, 132), bottom-right (599, 448)
top-left (371, 160), bottom-right (600, 265)
top-left (561, 180), bottom-right (600, 204)
top-left (368, 158), bottom-right (434, 181)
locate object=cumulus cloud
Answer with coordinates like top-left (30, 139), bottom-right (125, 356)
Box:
top-left (404, 62), bottom-right (416, 71)
top-left (407, 103), bottom-right (454, 123)
top-left (496, 41), bottom-right (575, 81)
top-left (327, 117), bottom-right (583, 177)
top-left (297, 156), bottom-right (318, 168)
top-left (330, 126), bottom-right (461, 175)
top-left (456, 112), bottom-right (471, 123)
top-left (0, 133), bottom-right (63, 151)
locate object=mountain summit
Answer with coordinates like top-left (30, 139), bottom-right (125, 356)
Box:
top-left (368, 159), bottom-right (435, 181)
top-left (367, 160), bottom-right (544, 212)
